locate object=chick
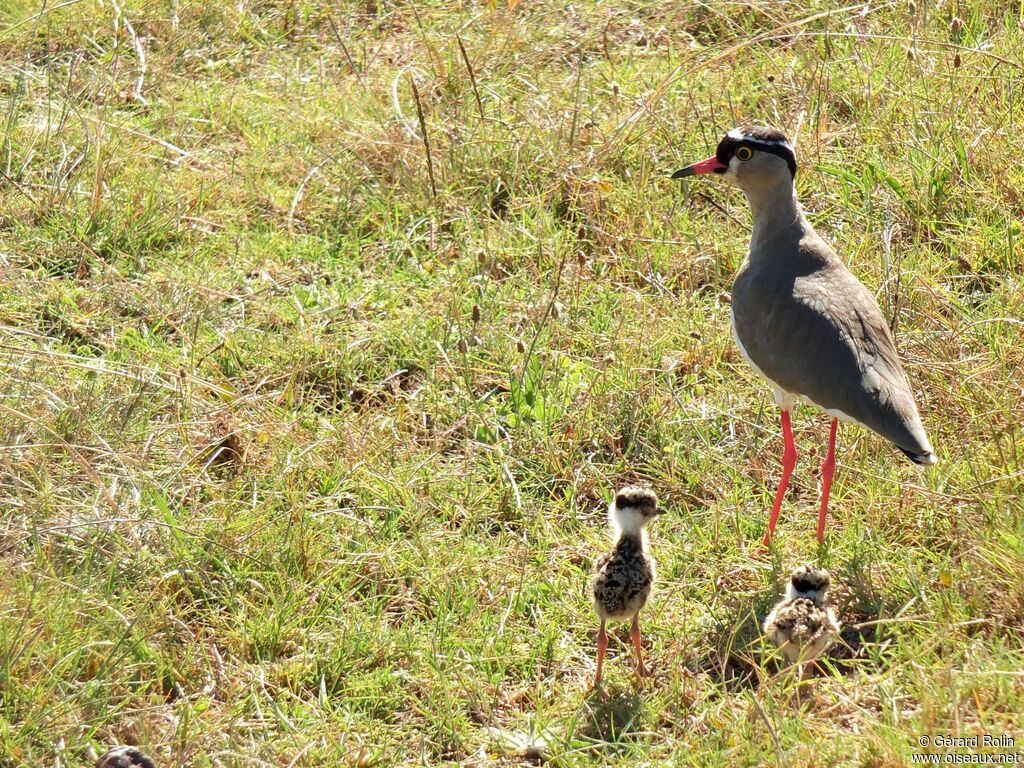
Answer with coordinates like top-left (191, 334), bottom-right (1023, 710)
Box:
top-left (591, 486), bottom-right (661, 686)
top-left (763, 565), bottom-right (841, 672)
top-left (96, 747), bottom-right (157, 768)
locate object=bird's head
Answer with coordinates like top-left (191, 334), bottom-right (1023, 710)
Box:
top-left (672, 126), bottom-right (797, 199)
top-left (785, 564), bottom-right (831, 604)
top-left (609, 486), bottom-right (660, 535)
top-left (96, 746), bottom-right (157, 768)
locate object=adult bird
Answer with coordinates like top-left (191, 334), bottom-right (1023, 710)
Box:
top-left (673, 127), bottom-right (936, 546)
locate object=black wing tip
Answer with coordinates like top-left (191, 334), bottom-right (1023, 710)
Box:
top-left (899, 447), bottom-right (938, 466)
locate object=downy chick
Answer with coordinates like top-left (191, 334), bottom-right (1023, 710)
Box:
top-left (591, 487), bottom-right (661, 686)
top-left (764, 564), bottom-right (841, 671)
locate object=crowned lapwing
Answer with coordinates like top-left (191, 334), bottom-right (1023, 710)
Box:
top-left (673, 127), bottom-right (936, 547)
top-left (763, 565), bottom-right (841, 674)
top-left (591, 487), bottom-right (661, 686)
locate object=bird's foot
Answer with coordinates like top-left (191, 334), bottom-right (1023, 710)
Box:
top-left (586, 681), bottom-right (609, 701)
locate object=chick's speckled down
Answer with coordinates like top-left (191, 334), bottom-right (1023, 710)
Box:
top-left (592, 536), bottom-right (654, 621)
top-left (764, 597), bottom-right (839, 663)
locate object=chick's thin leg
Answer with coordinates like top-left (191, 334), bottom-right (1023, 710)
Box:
top-left (630, 611), bottom-right (648, 677)
top-left (594, 620), bottom-right (608, 687)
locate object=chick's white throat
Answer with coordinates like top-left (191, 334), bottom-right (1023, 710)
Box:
top-left (609, 505), bottom-right (650, 537)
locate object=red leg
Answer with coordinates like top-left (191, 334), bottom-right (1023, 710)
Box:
top-left (762, 410), bottom-right (798, 549)
top-left (594, 620), bottom-right (608, 687)
top-left (817, 418), bottom-right (838, 543)
top-left (630, 612), bottom-right (647, 677)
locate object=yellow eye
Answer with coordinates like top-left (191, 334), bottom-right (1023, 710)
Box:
top-left (736, 146), bottom-right (753, 161)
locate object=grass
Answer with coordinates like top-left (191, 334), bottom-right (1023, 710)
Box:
top-left (0, 0), bottom-right (1023, 765)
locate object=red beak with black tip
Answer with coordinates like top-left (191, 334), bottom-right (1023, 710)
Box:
top-left (671, 155), bottom-right (727, 178)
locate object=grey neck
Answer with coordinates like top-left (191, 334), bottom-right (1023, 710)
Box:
top-left (742, 179), bottom-right (808, 262)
